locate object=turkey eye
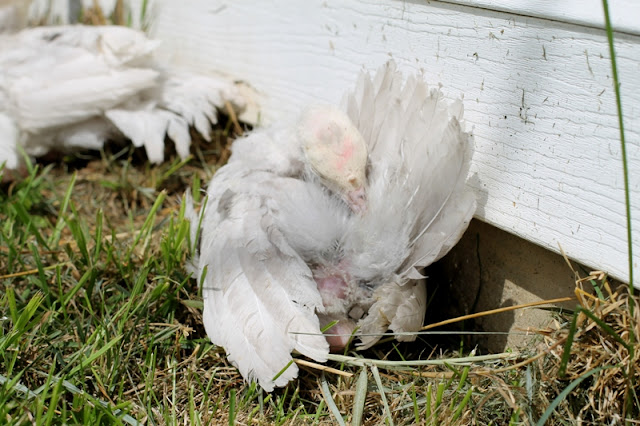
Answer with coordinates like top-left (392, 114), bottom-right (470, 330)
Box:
top-left (348, 177), bottom-right (358, 187)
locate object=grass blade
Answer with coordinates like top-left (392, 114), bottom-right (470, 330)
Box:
top-left (452, 386), bottom-right (473, 421)
top-left (352, 368), bottom-right (368, 426)
top-left (319, 373), bottom-right (346, 426)
top-left (228, 389), bottom-right (236, 426)
top-left (371, 365), bottom-right (393, 426)
top-left (68, 335), bottom-right (123, 377)
top-left (49, 172), bottom-right (77, 247)
top-left (601, 0), bottom-right (634, 299)
top-left (411, 384), bottom-right (420, 424)
top-left (425, 383), bottom-right (433, 423)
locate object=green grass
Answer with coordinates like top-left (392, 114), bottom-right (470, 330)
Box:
top-left (3, 141), bottom-right (634, 425)
top-left (0, 141), bottom-right (543, 425)
top-left (0, 143), bottom-right (240, 424)
top-left (601, 0), bottom-right (634, 299)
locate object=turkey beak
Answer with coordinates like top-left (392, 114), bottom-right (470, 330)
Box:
top-left (346, 186), bottom-right (367, 214)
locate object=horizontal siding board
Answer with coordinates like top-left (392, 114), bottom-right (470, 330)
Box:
top-left (442, 0), bottom-right (640, 36)
top-left (150, 0), bottom-right (640, 285)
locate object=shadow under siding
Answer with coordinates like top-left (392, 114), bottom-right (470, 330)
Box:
top-left (425, 218), bottom-right (593, 353)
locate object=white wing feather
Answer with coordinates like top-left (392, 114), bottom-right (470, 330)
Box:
top-left (190, 131), bottom-right (338, 391)
top-left (342, 61), bottom-right (476, 345)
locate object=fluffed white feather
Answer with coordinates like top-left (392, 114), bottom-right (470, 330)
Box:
top-left (189, 61), bottom-right (475, 391)
top-left (356, 280), bottom-right (427, 349)
top-left (0, 24), bottom-right (246, 172)
top-left (341, 62), bottom-right (476, 343)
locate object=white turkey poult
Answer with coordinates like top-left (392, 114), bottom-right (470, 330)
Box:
top-left (0, 22), bottom-right (246, 178)
top-left (188, 61), bottom-right (476, 391)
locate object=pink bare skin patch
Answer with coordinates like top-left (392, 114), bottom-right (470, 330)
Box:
top-left (312, 123), bottom-right (354, 173)
top-left (315, 275), bottom-right (347, 302)
top-left (335, 137), bottom-right (354, 172)
top-left (313, 260), bottom-right (352, 307)
top-left (314, 262), bottom-right (358, 351)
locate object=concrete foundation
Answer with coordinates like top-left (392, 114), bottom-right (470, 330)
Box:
top-left (426, 219), bottom-right (594, 353)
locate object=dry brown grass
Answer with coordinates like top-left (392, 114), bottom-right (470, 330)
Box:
top-left (534, 274), bottom-right (639, 424)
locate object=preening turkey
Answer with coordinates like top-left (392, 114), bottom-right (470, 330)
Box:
top-left (188, 61), bottom-right (476, 391)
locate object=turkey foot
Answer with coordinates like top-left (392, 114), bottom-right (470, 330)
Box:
top-left (314, 267), bottom-right (357, 351)
top-left (318, 314), bottom-right (356, 352)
